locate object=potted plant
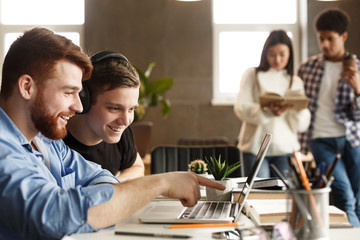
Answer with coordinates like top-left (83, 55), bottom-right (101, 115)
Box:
top-left (205, 155), bottom-right (241, 201)
top-left (188, 159), bottom-right (209, 190)
top-left (131, 62), bottom-right (174, 157)
top-left (133, 62), bottom-right (174, 121)
top-left (188, 159), bottom-right (208, 175)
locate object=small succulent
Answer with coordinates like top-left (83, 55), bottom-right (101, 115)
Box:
top-left (188, 159), bottom-right (208, 174)
top-left (205, 155), bottom-right (241, 181)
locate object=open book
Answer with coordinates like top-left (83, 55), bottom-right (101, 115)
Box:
top-left (243, 199), bottom-right (351, 228)
top-left (236, 177), bottom-right (286, 190)
top-left (233, 189), bottom-right (286, 200)
top-left (259, 90), bottom-right (309, 111)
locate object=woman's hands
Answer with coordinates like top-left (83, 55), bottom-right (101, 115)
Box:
top-left (269, 102), bottom-right (291, 116)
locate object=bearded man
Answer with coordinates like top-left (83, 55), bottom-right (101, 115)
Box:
top-left (0, 27), bottom-right (224, 240)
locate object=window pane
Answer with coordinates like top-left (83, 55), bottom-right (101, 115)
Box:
top-left (213, 0), bottom-right (296, 24)
top-left (219, 31), bottom-right (269, 94)
top-left (4, 32), bottom-right (80, 57)
top-left (1, 0), bottom-right (84, 25)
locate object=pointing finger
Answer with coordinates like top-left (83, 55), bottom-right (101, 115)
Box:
top-left (197, 175), bottom-right (226, 190)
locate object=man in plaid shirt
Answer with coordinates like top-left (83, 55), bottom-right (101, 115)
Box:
top-left (298, 8), bottom-right (360, 227)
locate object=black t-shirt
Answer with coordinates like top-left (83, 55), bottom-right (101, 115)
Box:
top-left (63, 127), bottom-right (137, 175)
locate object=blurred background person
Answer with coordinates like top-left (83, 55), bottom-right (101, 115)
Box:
top-left (298, 8), bottom-right (360, 227)
top-left (234, 30), bottom-right (311, 177)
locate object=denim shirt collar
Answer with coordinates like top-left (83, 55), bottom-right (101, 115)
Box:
top-left (0, 107), bottom-right (49, 159)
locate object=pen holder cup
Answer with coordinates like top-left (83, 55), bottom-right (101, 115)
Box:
top-left (286, 188), bottom-right (331, 240)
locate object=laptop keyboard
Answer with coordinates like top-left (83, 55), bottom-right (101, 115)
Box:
top-left (180, 202), bottom-right (235, 220)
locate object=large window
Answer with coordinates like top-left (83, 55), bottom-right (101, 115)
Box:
top-left (0, 0), bottom-right (84, 84)
top-left (212, 0), bottom-right (307, 105)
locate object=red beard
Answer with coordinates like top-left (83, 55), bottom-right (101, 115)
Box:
top-left (31, 90), bottom-right (73, 140)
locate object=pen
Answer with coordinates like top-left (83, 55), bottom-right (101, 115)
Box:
top-left (325, 175), bottom-right (335, 188)
top-left (270, 163), bottom-right (312, 222)
top-left (287, 156), bottom-right (301, 188)
top-left (318, 153), bottom-right (341, 188)
top-left (316, 162), bottom-right (326, 187)
top-left (269, 163), bottom-right (289, 189)
top-left (167, 222), bottom-right (238, 229)
top-left (280, 160), bottom-right (312, 226)
top-left (115, 231), bottom-right (191, 239)
top-left (287, 170), bottom-right (313, 221)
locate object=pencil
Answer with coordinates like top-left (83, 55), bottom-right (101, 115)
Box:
top-left (115, 231), bottom-right (191, 239)
top-left (292, 153), bottom-right (323, 228)
top-left (167, 222), bottom-right (238, 229)
top-left (292, 153), bottom-right (311, 191)
top-left (318, 153), bottom-right (341, 188)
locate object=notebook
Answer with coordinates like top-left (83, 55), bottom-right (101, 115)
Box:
top-left (139, 133), bottom-right (272, 224)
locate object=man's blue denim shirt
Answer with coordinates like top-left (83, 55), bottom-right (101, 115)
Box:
top-left (0, 107), bottom-right (119, 240)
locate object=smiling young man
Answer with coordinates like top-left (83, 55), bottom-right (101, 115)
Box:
top-left (0, 27), bottom-right (225, 240)
top-left (298, 8), bottom-right (360, 227)
top-left (64, 51), bottom-right (144, 182)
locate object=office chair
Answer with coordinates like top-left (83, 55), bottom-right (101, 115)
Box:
top-left (177, 136), bottom-right (230, 146)
top-left (150, 145), bottom-right (244, 177)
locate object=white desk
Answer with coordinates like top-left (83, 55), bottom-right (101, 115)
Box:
top-left (66, 201), bottom-right (360, 240)
top-left (65, 201), bottom-right (254, 240)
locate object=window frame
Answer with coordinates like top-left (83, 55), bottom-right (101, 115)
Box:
top-left (211, 0), bottom-right (307, 106)
top-left (0, 25), bottom-right (84, 83)
top-left (0, 0), bottom-right (85, 83)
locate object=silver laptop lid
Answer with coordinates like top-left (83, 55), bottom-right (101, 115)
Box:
top-left (234, 133), bottom-right (271, 222)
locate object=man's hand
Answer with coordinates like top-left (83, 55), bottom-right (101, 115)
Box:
top-left (161, 172), bottom-right (226, 207)
top-left (88, 171), bottom-right (226, 229)
top-left (342, 62), bottom-right (360, 95)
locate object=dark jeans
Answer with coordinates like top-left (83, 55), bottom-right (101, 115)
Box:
top-left (242, 152), bottom-right (290, 178)
top-left (310, 137), bottom-right (360, 227)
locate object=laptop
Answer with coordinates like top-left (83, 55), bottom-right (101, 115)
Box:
top-left (139, 133), bottom-right (272, 224)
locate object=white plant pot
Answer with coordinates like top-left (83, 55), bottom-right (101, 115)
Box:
top-left (206, 179), bottom-right (232, 201)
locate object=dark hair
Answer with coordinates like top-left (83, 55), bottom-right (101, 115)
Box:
top-left (257, 30), bottom-right (294, 78)
top-left (85, 55), bottom-right (140, 105)
top-left (315, 8), bottom-right (350, 34)
top-left (0, 27), bottom-right (92, 100)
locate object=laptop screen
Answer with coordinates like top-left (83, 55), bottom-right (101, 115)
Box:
top-left (246, 133), bottom-right (272, 187)
top-left (235, 133), bottom-right (272, 218)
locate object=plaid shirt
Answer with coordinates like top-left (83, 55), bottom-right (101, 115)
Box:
top-left (298, 54), bottom-right (360, 153)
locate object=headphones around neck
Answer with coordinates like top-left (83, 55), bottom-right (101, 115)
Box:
top-left (78, 50), bottom-right (129, 114)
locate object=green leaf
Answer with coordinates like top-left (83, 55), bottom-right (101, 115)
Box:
top-left (218, 166), bottom-right (227, 180)
top-left (149, 94), bottom-right (158, 106)
top-left (214, 156), bottom-right (222, 170)
top-left (144, 62), bottom-right (156, 79)
top-left (133, 66), bottom-right (148, 84)
top-left (224, 162), bottom-right (242, 178)
top-left (133, 62), bottom-right (173, 121)
top-left (150, 78), bottom-right (174, 94)
top-left (160, 99), bottom-right (171, 118)
top-left (205, 155), bottom-right (241, 180)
